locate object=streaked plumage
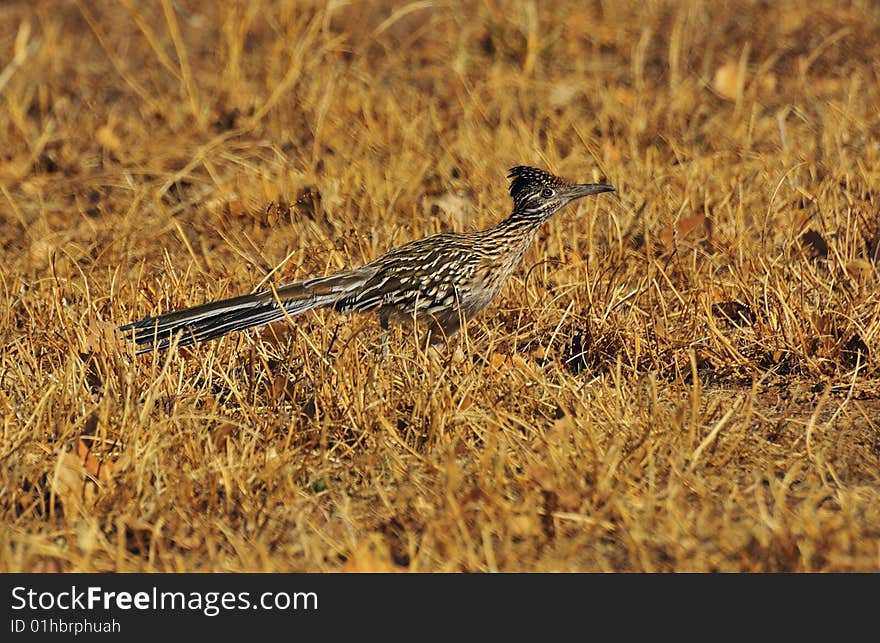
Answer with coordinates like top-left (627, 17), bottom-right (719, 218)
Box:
top-left (120, 166), bottom-right (614, 353)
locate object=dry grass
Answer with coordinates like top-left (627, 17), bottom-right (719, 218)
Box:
top-left (1, 0), bottom-right (879, 572)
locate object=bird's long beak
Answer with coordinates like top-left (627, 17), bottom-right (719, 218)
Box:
top-left (569, 183), bottom-right (616, 199)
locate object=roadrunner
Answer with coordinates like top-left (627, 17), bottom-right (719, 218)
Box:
top-left (120, 166), bottom-right (614, 353)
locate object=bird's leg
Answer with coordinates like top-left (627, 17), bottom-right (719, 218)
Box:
top-left (380, 313), bottom-right (390, 358)
top-left (421, 328), bottom-right (441, 363)
top-left (420, 319), bottom-right (449, 363)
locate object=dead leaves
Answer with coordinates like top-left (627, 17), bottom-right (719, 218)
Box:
top-left (343, 536), bottom-right (405, 573)
top-left (800, 228), bottom-right (829, 259)
top-left (50, 439), bottom-right (118, 519)
top-left (658, 212), bottom-right (713, 251)
top-left (713, 61), bottom-right (743, 101)
top-left (712, 58), bottom-right (777, 103)
top-left (711, 301), bottom-right (756, 328)
top-left (78, 318), bottom-right (119, 355)
top-left (96, 119), bottom-right (122, 153)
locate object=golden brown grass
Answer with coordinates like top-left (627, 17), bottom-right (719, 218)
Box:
top-left (2, 0), bottom-right (879, 572)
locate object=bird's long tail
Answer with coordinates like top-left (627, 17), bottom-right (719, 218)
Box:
top-left (119, 268), bottom-right (371, 354)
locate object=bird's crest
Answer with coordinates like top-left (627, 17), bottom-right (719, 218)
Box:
top-left (507, 166), bottom-right (569, 207)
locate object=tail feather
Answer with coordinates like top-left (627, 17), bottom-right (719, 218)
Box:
top-left (120, 268), bottom-right (372, 353)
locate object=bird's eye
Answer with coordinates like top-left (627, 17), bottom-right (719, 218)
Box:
top-left (541, 187), bottom-right (555, 198)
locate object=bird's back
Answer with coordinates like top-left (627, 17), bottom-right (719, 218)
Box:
top-left (334, 231), bottom-right (481, 322)
top-left (334, 220), bottom-right (542, 337)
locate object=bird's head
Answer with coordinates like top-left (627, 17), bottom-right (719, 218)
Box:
top-left (507, 166), bottom-right (614, 219)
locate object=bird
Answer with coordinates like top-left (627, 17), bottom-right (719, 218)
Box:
top-left (119, 166), bottom-right (615, 354)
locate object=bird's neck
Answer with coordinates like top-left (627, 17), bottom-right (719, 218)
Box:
top-left (489, 208), bottom-right (549, 238)
top-left (478, 209), bottom-right (549, 262)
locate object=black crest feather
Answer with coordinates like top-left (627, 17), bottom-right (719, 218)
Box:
top-left (507, 166), bottom-right (566, 206)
